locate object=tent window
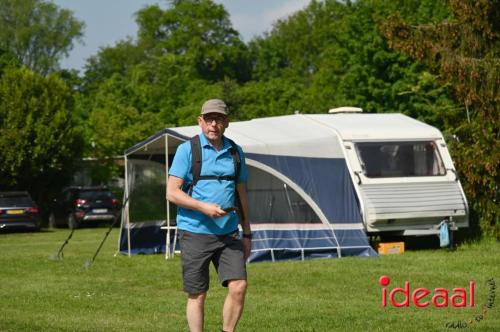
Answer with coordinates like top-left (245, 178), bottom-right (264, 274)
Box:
top-left (355, 141), bottom-right (446, 178)
top-left (127, 158), bottom-right (175, 224)
top-left (246, 166), bottom-right (321, 224)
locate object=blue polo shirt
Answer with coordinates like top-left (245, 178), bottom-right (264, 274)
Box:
top-left (169, 133), bottom-right (248, 235)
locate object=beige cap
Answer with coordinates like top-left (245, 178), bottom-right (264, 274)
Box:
top-left (200, 99), bottom-right (228, 115)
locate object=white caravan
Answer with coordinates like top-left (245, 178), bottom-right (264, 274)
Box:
top-left (328, 107), bottom-right (468, 236)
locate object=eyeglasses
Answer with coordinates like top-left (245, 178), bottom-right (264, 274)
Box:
top-left (202, 114), bottom-right (227, 124)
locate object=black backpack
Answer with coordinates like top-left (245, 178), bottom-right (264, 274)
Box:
top-left (187, 135), bottom-right (244, 218)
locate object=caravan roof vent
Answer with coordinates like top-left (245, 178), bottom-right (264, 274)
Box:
top-left (328, 106), bottom-right (363, 114)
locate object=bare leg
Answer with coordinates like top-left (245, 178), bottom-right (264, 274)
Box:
top-left (222, 279), bottom-right (247, 332)
top-left (187, 292), bottom-right (207, 332)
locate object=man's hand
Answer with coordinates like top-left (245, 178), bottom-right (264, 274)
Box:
top-left (242, 237), bottom-right (252, 260)
top-left (200, 203), bottom-right (227, 218)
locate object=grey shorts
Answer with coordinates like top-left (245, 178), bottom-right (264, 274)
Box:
top-left (178, 230), bottom-right (247, 294)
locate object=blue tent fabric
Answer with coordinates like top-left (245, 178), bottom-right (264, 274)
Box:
top-left (251, 228), bottom-right (338, 250)
top-left (249, 228), bottom-right (338, 262)
top-left (119, 225), bottom-right (179, 255)
top-left (242, 153), bottom-right (376, 262)
top-left (245, 153), bottom-right (363, 223)
top-left (248, 228), bottom-right (375, 262)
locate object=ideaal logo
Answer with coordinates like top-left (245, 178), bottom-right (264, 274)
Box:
top-left (379, 276), bottom-right (496, 329)
top-left (379, 275), bottom-right (475, 308)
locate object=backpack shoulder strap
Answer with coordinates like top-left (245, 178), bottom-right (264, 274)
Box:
top-left (189, 135), bottom-right (202, 195)
top-left (227, 138), bottom-right (241, 182)
top-left (226, 138), bottom-right (245, 220)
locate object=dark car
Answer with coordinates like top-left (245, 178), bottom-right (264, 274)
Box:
top-left (0, 191), bottom-right (41, 231)
top-left (49, 187), bottom-right (121, 229)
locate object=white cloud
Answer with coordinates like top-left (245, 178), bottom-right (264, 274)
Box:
top-left (230, 0), bottom-right (310, 41)
top-left (264, 0), bottom-right (310, 23)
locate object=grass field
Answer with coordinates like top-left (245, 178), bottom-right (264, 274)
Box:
top-left (0, 228), bottom-right (498, 331)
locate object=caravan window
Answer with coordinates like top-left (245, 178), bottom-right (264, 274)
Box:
top-left (246, 166), bottom-right (321, 224)
top-left (355, 141), bottom-right (446, 178)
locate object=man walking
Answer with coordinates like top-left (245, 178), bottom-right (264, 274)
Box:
top-left (167, 99), bottom-right (252, 332)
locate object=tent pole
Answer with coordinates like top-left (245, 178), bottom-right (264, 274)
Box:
top-left (116, 154), bottom-right (126, 256)
top-left (124, 155), bottom-right (131, 257)
top-left (283, 183), bottom-right (294, 217)
top-left (165, 134), bottom-right (172, 259)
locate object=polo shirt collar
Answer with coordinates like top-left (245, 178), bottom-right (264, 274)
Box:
top-left (199, 133), bottom-right (230, 151)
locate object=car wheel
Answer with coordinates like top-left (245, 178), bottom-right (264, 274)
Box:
top-left (48, 213), bottom-right (57, 229)
top-left (67, 214), bottom-right (78, 229)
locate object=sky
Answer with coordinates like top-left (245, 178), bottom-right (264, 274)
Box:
top-left (52, 0), bottom-right (310, 72)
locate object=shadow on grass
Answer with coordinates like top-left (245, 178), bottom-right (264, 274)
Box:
top-left (0, 227), bottom-right (43, 234)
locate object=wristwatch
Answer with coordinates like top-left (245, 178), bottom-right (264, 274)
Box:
top-left (242, 233), bottom-right (252, 240)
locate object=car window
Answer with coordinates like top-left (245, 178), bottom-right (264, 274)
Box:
top-left (77, 191), bottom-right (113, 200)
top-left (0, 195), bottom-right (34, 206)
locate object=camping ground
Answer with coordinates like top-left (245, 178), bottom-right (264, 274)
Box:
top-left (0, 228), bottom-right (498, 331)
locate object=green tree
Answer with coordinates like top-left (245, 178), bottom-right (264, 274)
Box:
top-left (135, 0), bottom-right (250, 82)
top-left (0, 48), bottom-right (19, 73)
top-left (79, 0), bottom-right (246, 168)
top-left (83, 39), bottom-right (146, 94)
top-left (382, 0), bottom-right (500, 238)
top-left (0, 67), bottom-right (83, 206)
top-left (0, 0), bottom-right (84, 75)
top-left (246, 0), bottom-right (457, 119)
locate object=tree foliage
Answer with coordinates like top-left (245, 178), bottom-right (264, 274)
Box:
top-left (79, 0), bottom-right (248, 166)
top-left (0, 48), bottom-right (19, 73)
top-left (0, 67), bottom-right (83, 205)
top-left (0, 0), bottom-right (84, 75)
top-left (135, 0), bottom-right (250, 82)
top-left (382, 0), bottom-right (499, 238)
top-left (246, 0), bottom-right (455, 119)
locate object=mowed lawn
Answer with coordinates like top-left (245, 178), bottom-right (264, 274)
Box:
top-left (0, 228), bottom-right (498, 332)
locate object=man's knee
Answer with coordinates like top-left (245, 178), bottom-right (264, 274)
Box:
top-left (228, 279), bottom-right (247, 297)
top-left (188, 292), bottom-right (207, 304)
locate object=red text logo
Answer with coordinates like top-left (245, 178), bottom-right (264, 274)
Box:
top-left (379, 275), bottom-right (475, 308)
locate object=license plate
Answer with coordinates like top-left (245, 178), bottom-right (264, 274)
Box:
top-left (92, 208), bottom-right (108, 213)
top-left (7, 209), bottom-right (24, 215)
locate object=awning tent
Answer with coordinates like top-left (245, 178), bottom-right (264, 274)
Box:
top-left (120, 113), bottom-right (381, 262)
